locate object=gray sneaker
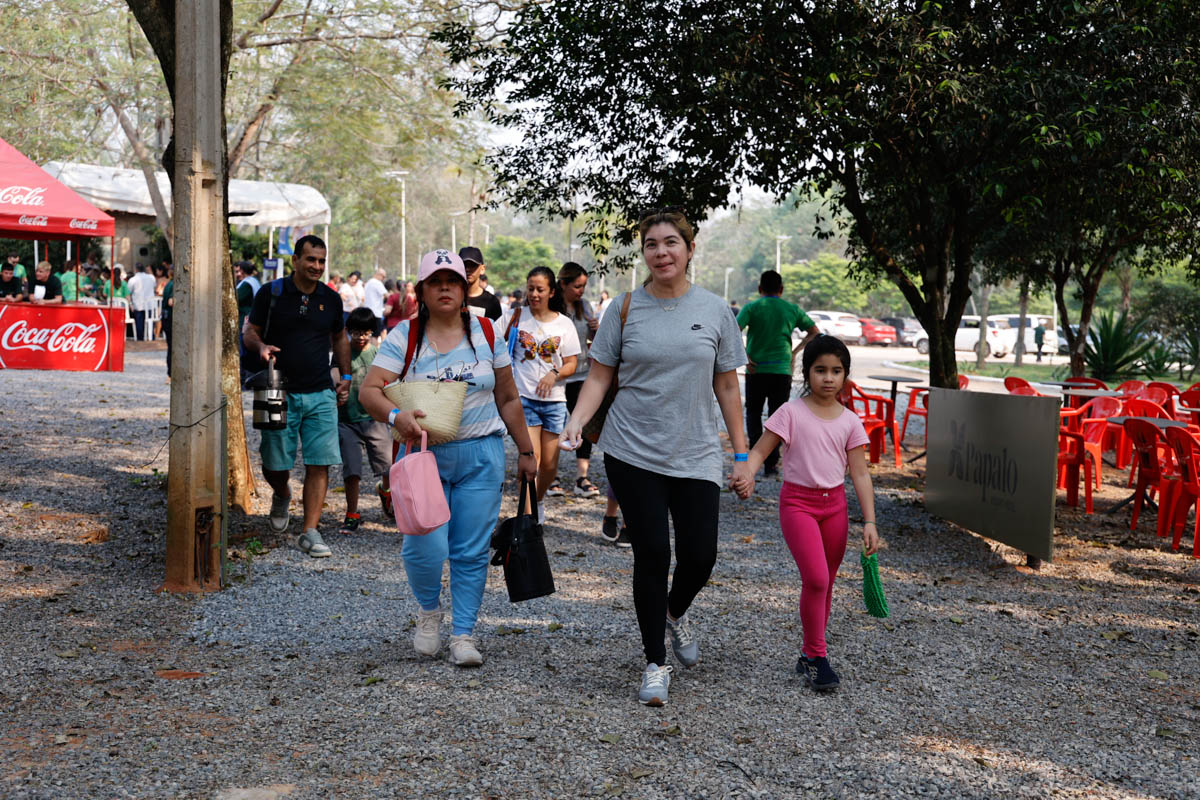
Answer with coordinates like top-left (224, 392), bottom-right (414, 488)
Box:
top-left (413, 607), bottom-right (443, 657)
top-left (297, 528), bottom-right (331, 558)
top-left (268, 492), bottom-right (291, 533)
top-left (638, 663), bottom-right (673, 706)
top-left (448, 634), bottom-right (483, 667)
top-left (666, 615), bottom-right (699, 667)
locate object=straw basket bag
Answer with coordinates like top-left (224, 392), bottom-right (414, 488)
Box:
top-left (383, 378), bottom-right (466, 445)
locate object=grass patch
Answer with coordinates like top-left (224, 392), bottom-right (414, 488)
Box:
top-left (896, 359), bottom-right (1182, 384)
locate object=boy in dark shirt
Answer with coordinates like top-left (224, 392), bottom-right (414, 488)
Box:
top-left (0, 262), bottom-right (25, 301)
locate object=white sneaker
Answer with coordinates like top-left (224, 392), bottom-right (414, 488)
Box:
top-left (297, 529), bottom-right (331, 558)
top-left (448, 634), bottom-right (483, 667)
top-left (413, 607), bottom-right (443, 657)
top-left (666, 614), bottom-right (699, 667)
top-left (638, 663), bottom-right (672, 706)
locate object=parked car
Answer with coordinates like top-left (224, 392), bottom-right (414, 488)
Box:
top-left (807, 310), bottom-right (864, 343)
top-left (858, 317), bottom-right (898, 346)
top-left (1057, 325), bottom-right (1079, 355)
top-left (913, 315), bottom-right (1008, 357)
top-left (987, 314), bottom-right (1057, 355)
top-left (881, 316), bottom-right (923, 347)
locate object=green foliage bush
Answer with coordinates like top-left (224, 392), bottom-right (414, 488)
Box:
top-left (1085, 311), bottom-right (1155, 382)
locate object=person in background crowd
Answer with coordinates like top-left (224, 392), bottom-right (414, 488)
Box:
top-left (737, 269), bottom-right (818, 479)
top-left (128, 263), bottom-right (158, 341)
top-left (328, 273), bottom-right (341, 292)
top-left (111, 264), bottom-right (130, 301)
top-left (58, 261), bottom-right (80, 302)
top-left (6, 253), bottom-right (26, 282)
top-left (382, 278), bottom-right (404, 333)
top-left (363, 268), bottom-right (388, 336)
top-left (546, 262), bottom-right (600, 499)
top-left (597, 289), bottom-right (612, 321)
top-left (1034, 320), bottom-right (1046, 362)
top-left (359, 248), bottom-right (538, 667)
top-left (339, 270), bottom-right (365, 324)
top-left (26, 261), bottom-right (62, 304)
top-left (480, 273), bottom-right (495, 295)
top-left (402, 280), bottom-right (418, 320)
top-left (243, 235), bottom-right (350, 559)
top-left (729, 300), bottom-right (741, 319)
top-left (459, 246), bottom-right (503, 321)
top-left (559, 208), bottom-right (750, 707)
top-left (82, 268), bottom-right (103, 300)
top-left (0, 259), bottom-right (26, 301)
top-left (152, 264), bottom-right (169, 338)
top-left (508, 266), bottom-right (581, 518)
top-left (235, 261), bottom-right (261, 331)
top-left (336, 307), bottom-right (394, 534)
top-left (162, 269), bottom-right (174, 379)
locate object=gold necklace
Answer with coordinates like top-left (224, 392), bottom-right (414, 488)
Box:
top-left (647, 282), bottom-right (689, 312)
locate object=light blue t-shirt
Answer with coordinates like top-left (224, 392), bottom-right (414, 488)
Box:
top-left (372, 317), bottom-right (510, 441)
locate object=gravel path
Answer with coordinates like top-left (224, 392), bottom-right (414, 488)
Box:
top-left (2, 346), bottom-right (1198, 799)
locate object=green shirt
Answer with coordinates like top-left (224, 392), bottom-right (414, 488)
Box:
top-left (162, 280), bottom-right (173, 317)
top-left (339, 343), bottom-right (377, 424)
top-left (59, 271), bottom-right (78, 301)
top-left (737, 296), bottom-right (814, 375)
top-left (11, 263), bottom-right (26, 281)
top-left (112, 282), bottom-right (131, 300)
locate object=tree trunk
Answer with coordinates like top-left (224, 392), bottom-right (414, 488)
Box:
top-left (1117, 261), bottom-right (1133, 313)
top-left (1014, 278), bottom-right (1029, 366)
top-left (975, 283), bottom-right (992, 369)
top-left (927, 320), bottom-right (959, 389)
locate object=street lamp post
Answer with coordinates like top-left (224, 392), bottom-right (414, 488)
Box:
top-left (384, 170), bottom-right (409, 281)
top-left (724, 267), bottom-right (734, 302)
top-left (775, 234), bottom-right (792, 271)
top-left (450, 210), bottom-right (470, 252)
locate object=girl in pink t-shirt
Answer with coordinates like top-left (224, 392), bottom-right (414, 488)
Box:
top-left (731, 335), bottom-right (880, 692)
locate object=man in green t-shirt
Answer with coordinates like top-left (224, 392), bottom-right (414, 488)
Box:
top-left (6, 253), bottom-right (26, 281)
top-left (736, 269), bottom-right (818, 477)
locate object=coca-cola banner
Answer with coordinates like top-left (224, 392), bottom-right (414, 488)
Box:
top-left (0, 303), bottom-right (125, 372)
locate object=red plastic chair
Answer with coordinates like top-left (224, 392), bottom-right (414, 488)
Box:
top-left (1163, 426), bottom-right (1200, 557)
top-left (1120, 398), bottom-right (1175, 476)
top-left (840, 381), bottom-right (900, 467)
top-left (1057, 428), bottom-right (1094, 514)
top-left (1116, 380), bottom-right (1147, 398)
top-left (1058, 397), bottom-right (1121, 486)
top-left (1187, 382), bottom-right (1200, 393)
top-left (1123, 419), bottom-right (1177, 535)
top-left (1064, 376), bottom-right (1108, 389)
top-left (1177, 389), bottom-right (1200, 426)
top-left (1010, 386), bottom-right (1039, 396)
top-left (900, 375), bottom-right (967, 443)
top-left (1004, 376), bottom-right (1038, 394)
top-left (1140, 386), bottom-right (1170, 407)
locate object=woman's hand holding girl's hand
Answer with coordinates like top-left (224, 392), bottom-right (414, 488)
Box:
top-left (392, 409), bottom-right (426, 443)
top-left (517, 453), bottom-right (538, 483)
top-left (558, 420), bottom-right (583, 452)
top-left (862, 522), bottom-right (881, 556)
top-left (536, 372), bottom-right (557, 398)
top-left (729, 463), bottom-right (755, 499)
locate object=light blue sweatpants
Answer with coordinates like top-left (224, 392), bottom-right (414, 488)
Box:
top-left (401, 434), bottom-right (505, 635)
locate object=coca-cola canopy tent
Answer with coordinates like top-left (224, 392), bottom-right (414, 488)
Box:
top-left (0, 137), bottom-right (115, 240)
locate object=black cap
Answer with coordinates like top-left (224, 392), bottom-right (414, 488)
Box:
top-left (458, 246), bottom-right (484, 267)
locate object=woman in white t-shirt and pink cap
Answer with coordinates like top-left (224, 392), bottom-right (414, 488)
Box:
top-left (731, 334), bottom-right (882, 693)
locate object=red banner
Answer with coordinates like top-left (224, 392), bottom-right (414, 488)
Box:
top-left (0, 303), bottom-right (125, 371)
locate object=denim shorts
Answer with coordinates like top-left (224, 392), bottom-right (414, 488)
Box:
top-left (260, 389), bottom-right (342, 471)
top-left (520, 396), bottom-right (567, 434)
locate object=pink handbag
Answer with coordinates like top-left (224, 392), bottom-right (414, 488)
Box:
top-left (389, 431), bottom-right (450, 535)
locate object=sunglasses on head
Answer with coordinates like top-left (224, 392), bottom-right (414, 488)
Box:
top-left (638, 205), bottom-right (686, 220)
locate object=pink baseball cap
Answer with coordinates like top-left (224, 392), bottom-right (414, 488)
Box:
top-left (417, 249), bottom-right (467, 282)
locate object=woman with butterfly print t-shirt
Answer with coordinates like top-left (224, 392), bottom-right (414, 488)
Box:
top-left (508, 266), bottom-right (581, 513)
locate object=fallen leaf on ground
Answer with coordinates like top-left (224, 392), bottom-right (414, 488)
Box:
top-left (1147, 669), bottom-right (1169, 680)
top-left (598, 733), bottom-right (620, 744)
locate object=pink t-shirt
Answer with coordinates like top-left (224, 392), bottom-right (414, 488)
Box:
top-left (765, 398), bottom-right (871, 489)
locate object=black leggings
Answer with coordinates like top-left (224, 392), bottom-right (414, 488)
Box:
top-left (745, 372), bottom-right (792, 469)
top-left (604, 454), bottom-right (719, 665)
top-left (564, 381), bottom-right (593, 461)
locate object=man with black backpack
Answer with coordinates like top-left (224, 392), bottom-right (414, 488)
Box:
top-left (243, 235), bottom-right (352, 558)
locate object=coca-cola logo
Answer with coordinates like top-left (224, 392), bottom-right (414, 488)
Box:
top-left (0, 319), bottom-right (102, 354)
top-left (69, 218), bottom-right (98, 230)
top-left (0, 186), bottom-right (46, 206)
top-left (18, 215), bottom-right (48, 227)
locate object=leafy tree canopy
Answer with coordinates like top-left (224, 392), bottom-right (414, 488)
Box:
top-left (482, 235), bottom-right (556, 292)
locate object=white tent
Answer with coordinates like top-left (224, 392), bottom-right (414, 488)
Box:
top-left (43, 162), bottom-right (331, 228)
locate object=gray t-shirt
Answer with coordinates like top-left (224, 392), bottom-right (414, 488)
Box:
top-left (590, 286), bottom-right (748, 485)
top-left (564, 299), bottom-right (594, 384)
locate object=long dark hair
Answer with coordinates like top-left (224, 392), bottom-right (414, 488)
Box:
top-left (557, 261), bottom-right (588, 320)
top-left (800, 334), bottom-right (851, 395)
top-left (526, 266), bottom-right (564, 313)
top-left (413, 275), bottom-right (479, 369)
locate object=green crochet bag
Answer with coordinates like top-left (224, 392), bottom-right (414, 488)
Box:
top-left (860, 552), bottom-right (890, 618)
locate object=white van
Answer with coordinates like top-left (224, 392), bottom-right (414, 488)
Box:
top-left (988, 314), bottom-right (1058, 355)
top-left (913, 315), bottom-right (1007, 357)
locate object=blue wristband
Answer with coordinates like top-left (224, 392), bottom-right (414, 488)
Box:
top-left (734, 453), bottom-right (749, 462)
top-left (341, 373), bottom-right (353, 382)
top-left (388, 409), bottom-right (400, 426)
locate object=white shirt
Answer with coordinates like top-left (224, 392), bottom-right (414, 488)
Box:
top-left (510, 311), bottom-right (581, 402)
top-left (339, 281), bottom-right (364, 312)
top-left (129, 272), bottom-right (158, 311)
top-left (363, 277), bottom-right (387, 316)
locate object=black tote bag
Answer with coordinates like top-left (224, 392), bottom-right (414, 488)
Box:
top-left (490, 477), bottom-right (556, 603)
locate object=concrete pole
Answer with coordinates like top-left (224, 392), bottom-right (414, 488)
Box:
top-left (164, 0), bottom-right (226, 592)
top-left (400, 177), bottom-right (407, 281)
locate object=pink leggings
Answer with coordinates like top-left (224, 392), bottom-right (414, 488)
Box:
top-left (779, 482), bottom-right (848, 658)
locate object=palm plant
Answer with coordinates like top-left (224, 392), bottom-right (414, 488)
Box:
top-left (1085, 311), bottom-right (1155, 382)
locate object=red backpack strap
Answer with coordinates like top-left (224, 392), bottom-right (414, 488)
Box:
top-left (400, 320), bottom-right (420, 380)
top-left (478, 315), bottom-right (496, 353)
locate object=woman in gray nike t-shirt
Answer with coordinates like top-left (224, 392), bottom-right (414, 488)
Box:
top-left (560, 208), bottom-right (750, 707)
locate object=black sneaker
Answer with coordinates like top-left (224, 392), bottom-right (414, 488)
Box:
top-left (797, 655), bottom-right (840, 692)
top-left (600, 515), bottom-right (620, 543)
top-left (376, 480), bottom-right (393, 521)
top-left (339, 513), bottom-right (362, 535)
top-left (615, 526), bottom-right (632, 549)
